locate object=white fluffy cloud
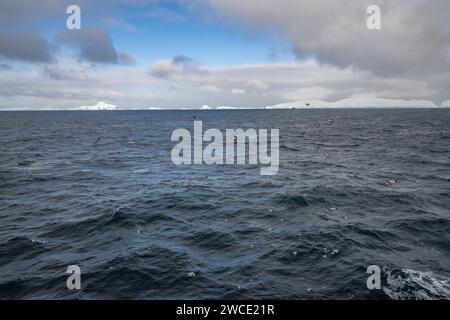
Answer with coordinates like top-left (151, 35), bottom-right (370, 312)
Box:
top-left (2, 55), bottom-right (446, 110)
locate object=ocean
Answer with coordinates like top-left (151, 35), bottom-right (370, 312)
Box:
top-left (0, 109), bottom-right (449, 299)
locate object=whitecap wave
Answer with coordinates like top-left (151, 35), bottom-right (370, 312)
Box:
top-left (383, 268), bottom-right (450, 300)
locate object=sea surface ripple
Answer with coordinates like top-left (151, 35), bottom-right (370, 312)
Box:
top-left (0, 109), bottom-right (449, 299)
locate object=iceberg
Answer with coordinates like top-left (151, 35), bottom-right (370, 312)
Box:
top-left (78, 101), bottom-right (119, 110)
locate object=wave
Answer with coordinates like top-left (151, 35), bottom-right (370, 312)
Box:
top-left (384, 268), bottom-right (450, 300)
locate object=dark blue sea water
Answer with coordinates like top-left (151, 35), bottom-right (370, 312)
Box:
top-left (0, 109), bottom-right (449, 299)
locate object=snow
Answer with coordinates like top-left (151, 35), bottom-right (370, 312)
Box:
top-left (78, 101), bottom-right (119, 110)
top-left (266, 98), bottom-right (440, 109)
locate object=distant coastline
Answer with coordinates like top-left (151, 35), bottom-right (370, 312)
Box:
top-left (75, 98), bottom-right (450, 111)
top-left (2, 98), bottom-right (450, 112)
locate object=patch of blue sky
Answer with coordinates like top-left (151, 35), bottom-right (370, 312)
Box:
top-left (37, 1), bottom-right (295, 67)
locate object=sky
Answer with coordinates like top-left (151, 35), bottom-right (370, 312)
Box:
top-left (0, 0), bottom-right (449, 110)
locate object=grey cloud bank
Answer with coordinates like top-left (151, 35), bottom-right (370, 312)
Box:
top-left (0, 32), bottom-right (53, 63)
top-left (205, 0), bottom-right (450, 76)
top-left (57, 28), bottom-right (135, 65)
top-left (204, 0), bottom-right (450, 103)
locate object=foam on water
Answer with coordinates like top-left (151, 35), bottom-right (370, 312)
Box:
top-left (384, 268), bottom-right (450, 300)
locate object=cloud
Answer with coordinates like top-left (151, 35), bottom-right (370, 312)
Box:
top-left (246, 79), bottom-right (268, 92)
top-left (146, 7), bottom-right (185, 23)
top-left (200, 84), bottom-right (221, 93)
top-left (205, 0), bottom-right (450, 77)
top-left (41, 65), bottom-right (91, 81)
top-left (0, 64), bottom-right (12, 70)
top-left (173, 55), bottom-right (194, 65)
top-left (56, 28), bottom-right (135, 65)
top-left (283, 86), bottom-right (335, 101)
top-left (119, 52), bottom-right (137, 65)
top-left (0, 31), bottom-right (53, 63)
top-left (232, 88), bottom-right (246, 95)
top-left (1, 57), bottom-right (449, 110)
top-left (101, 17), bottom-right (140, 33)
top-left (150, 59), bottom-right (180, 78)
top-left (0, 0), bottom-right (148, 26)
top-left (0, 0), bottom-right (68, 25)
top-left (150, 55), bottom-right (205, 78)
top-left (172, 55), bottom-right (205, 74)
